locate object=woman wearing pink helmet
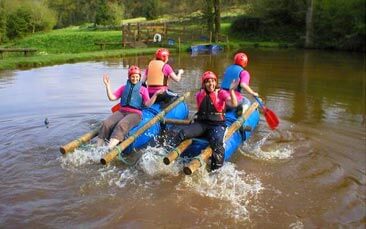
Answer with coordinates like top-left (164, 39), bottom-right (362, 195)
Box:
top-left (166, 71), bottom-right (238, 171)
top-left (221, 52), bottom-right (258, 113)
top-left (97, 65), bottom-right (163, 149)
top-left (144, 48), bottom-right (184, 107)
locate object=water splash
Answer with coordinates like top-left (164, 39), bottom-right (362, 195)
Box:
top-left (240, 130), bottom-right (295, 160)
top-left (114, 168), bottom-right (139, 188)
top-left (289, 220), bottom-right (304, 229)
top-left (59, 144), bottom-right (107, 168)
top-left (138, 146), bottom-right (183, 177)
top-left (180, 163), bottom-right (263, 222)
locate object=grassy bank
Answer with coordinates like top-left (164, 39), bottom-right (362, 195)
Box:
top-left (0, 48), bottom-right (162, 70)
top-left (0, 25), bottom-right (288, 70)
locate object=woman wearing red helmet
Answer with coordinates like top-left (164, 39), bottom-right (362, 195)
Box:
top-left (166, 71), bottom-right (238, 171)
top-left (221, 52), bottom-right (258, 112)
top-left (144, 48), bottom-right (184, 107)
top-left (96, 65), bottom-right (163, 149)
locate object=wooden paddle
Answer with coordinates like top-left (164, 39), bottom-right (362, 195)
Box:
top-left (253, 96), bottom-right (279, 130)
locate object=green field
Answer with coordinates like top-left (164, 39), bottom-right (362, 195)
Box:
top-left (0, 24), bottom-right (285, 70)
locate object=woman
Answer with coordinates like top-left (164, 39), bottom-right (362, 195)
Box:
top-left (167, 71), bottom-right (238, 171)
top-left (97, 65), bottom-right (163, 149)
top-left (144, 48), bottom-right (184, 106)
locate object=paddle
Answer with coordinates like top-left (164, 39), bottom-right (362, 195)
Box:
top-left (253, 96), bottom-right (279, 130)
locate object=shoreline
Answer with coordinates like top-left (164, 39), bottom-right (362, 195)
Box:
top-left (0, 42), bottom-right (297, 71)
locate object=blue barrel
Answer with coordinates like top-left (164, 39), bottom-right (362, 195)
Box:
top-left (122, 101), bottom-right (189, 154)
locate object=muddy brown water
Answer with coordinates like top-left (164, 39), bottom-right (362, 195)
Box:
top-left (0, 49), bottom-right (365, 228)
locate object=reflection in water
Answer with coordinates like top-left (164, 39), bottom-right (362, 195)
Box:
top-left (0, 49), bottom-right (365, 227)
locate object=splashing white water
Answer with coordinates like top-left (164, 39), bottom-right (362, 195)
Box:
top-left (138, 146), bottom-right (183, 177)
top-left (289, 220), bottom-right (304, 229)
top-left (180, 163), bottom-right (263, 222)
top-left (59, 144), bottom-right (107, 167)
top-left (114, 168), bottom-right (139, 188)
top-left (240, 132), bottom-right (294, 160)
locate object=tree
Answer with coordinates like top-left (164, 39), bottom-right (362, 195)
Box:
top-left (213, 0), bottom-right (221, 41)
top-left (0, 1), bottom-right (7, 43)
top-left (204, 0), bottom-right (221, 41)
top-left (95, 0), bottom-right (123, 25)
top-left (142, 0), bottom-right (159, 20)
top-left (6, 7), bottom-right (32, 39)
top-left (305, 0), bottom-right (314, 48)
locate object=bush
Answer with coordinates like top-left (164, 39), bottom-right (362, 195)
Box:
top-left (230, 16), bottom-right (261, 35)
top-left (3, 2), bottom-right (56, 40)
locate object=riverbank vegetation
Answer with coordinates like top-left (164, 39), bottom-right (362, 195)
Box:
top-left (0, 0), bottom-right (364, 70)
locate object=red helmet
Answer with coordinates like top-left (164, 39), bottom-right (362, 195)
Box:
top-left (155, 48), bottom-right (170, 62)
top-left (201, 71), bottom-right (217, 84)
top-left (234, 52), bottom-right (248, 67)
top-left (128, 65), bottom-right (141, 77)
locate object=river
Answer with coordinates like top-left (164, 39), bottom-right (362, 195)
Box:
top-left (0, 48), bottom-right (365, 228)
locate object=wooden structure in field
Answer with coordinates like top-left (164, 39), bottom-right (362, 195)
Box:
top-left (120, 21), bottom-right (228, 48)
top-left (0, 48), bottom-right (37, 58)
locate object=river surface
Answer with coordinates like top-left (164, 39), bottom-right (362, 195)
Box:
top-left (0, 49), bottom-right (365, 228)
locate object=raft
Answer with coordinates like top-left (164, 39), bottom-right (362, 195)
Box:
top-left (163, 99), bottom-right (260, 174)
top-left (60, 93), bottom-right (190, 165)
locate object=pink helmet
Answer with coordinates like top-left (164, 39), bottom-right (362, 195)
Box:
top-left (234, 52), bottom-right (248, 67)
top-left (128, 65), bottom-right (141, 77)
top-left (155, 48), bottom-right (170, 62)
top-left (201, 71), bottom-right (217, 84)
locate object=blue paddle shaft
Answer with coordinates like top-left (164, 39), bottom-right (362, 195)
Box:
top-left (254, 96), bottom-right (264, 108)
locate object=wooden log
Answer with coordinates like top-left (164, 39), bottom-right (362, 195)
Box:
top-left (163, 139), bottom-right (192, 165)
top-left (100, 92), bottom-right (190, 165)
top-left (183, 102), bottom-right (259, 175)
top-left (60, 128), bottom-right (99, 154)
top-left (0, 48), bottom-right (37, 58)
top-left (162, 118), bottom-right (191, 125)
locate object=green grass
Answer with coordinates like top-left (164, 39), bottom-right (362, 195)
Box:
top-left (0, 48), bottom-right (159, 70)
top-left (0, 20), bottom-right (291, 70)
top-left (7, 28), bottom-right (122, 54)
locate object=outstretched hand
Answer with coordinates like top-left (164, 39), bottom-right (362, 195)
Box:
top-left (103, 74), bottom-right (110, 87)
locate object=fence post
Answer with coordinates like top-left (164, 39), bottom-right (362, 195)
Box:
top-left (121, 25), bottom-right (125, 47)
top-left (178, 37), bottom-right (181, 52)
top-left (137, 23), bottom-right (140, 41)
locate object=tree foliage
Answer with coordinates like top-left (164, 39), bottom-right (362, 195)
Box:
top-left (1, 0), bottom-right (56, 40)
top-left (1, 0), bottom-right (364, 51)
top-left (95, 0), bottom-right (124, 26)
top-left (313, 0), bottom-right (365, 51)
top-left (0, 1), bottom-right (7, 43)
top-left (233, 0), bottom-right (365, 51)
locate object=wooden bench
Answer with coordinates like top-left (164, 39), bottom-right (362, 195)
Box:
top-left (94, 41), bottom-right (122, 50)
top-left (0, 48), bottom-right (37, 58)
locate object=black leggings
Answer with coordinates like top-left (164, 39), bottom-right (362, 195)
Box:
top-left (168, 121), bottom-right (226, 170)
